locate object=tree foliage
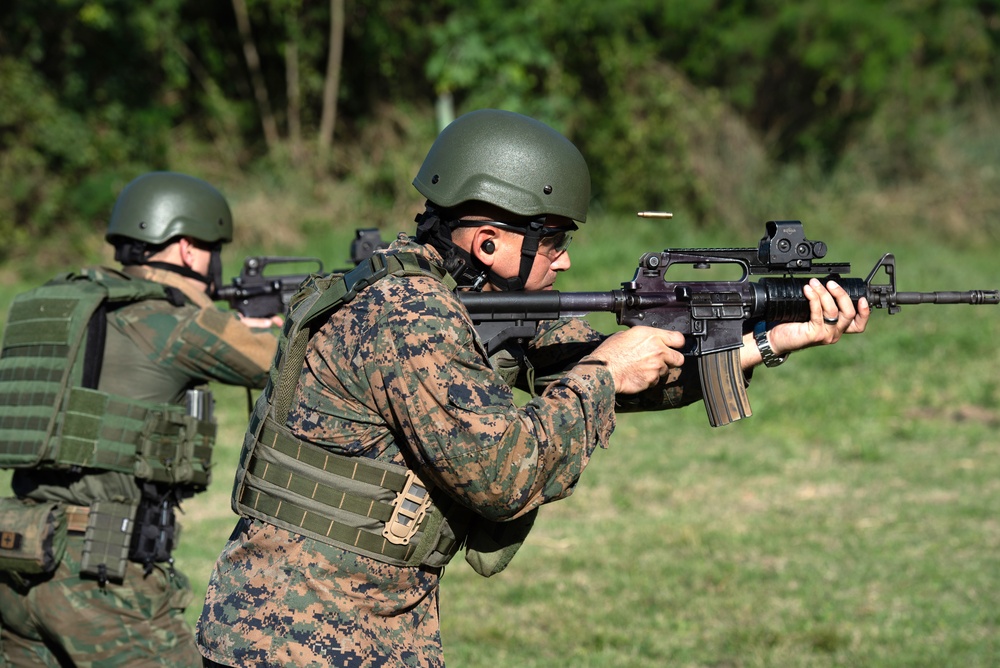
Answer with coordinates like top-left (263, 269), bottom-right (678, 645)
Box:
top-left (1, 0), bottom-right (998, 264)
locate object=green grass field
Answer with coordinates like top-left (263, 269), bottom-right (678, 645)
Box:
top-left (2, 220), bottom-right (997, 666)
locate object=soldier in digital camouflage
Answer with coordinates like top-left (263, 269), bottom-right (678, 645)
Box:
top-left (196, 109), bottom-right (870, 667)
top-left (0, 172), bottom-right (280, 667)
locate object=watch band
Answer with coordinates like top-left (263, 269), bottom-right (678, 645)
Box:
top-left (753, 321), bottom-right (789, 368)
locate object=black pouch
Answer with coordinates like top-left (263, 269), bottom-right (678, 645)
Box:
top-left (0, 497), bottom-right (67, 574)
top-left (128, 493), bottom-right (178, 571)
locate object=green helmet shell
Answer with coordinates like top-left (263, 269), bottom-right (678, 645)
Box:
top-left (413, 109), bottom-right (591, 223)
top-left (106, 172), bottom-right (233, 246)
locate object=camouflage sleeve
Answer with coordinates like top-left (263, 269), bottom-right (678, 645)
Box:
top-left (113, 300), bottom-right (278, 389)
top-left (529, 318), bottom-right (706, 412)
top-left (345, 276), bottom-right (618, 522)
top-left (524, 318), bottom-right (604, 391)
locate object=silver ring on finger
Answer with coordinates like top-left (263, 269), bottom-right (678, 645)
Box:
top-left (823, 316), bottom-right (839, 325)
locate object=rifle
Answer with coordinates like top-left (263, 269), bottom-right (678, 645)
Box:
top-left (215, 228), bottom-right (389, 318)
top-left (458, 218), bottom-right (1000, 427)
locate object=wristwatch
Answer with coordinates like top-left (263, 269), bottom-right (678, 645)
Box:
top-left (753, 321), bottom-right (789, 368)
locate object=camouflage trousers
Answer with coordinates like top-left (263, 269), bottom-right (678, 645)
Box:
top-left (197, 518), bottom-right (445, 667)
top-left (0, 534), bottom-right (201, 667)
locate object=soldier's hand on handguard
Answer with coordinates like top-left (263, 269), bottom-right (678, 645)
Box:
top-left (757, 278), bottom-right (871, 362)
top-left (586, 326), bottom-right (686, 394)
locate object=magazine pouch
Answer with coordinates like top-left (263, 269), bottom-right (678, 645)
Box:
top-left (79, 500), bottom-right (137, 585)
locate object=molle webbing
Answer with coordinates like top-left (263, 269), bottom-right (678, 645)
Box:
top-left (238, 417), bottom-right (460, 568)
top-left (46, 386), bottom-right (215, 486)
top-left (0, 282), bottom-right (107, 468)
top-left (0, 272), bottom-right (215, 486)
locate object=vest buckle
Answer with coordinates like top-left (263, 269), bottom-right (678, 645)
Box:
top-left (383, 470), bottom-right (432, 545)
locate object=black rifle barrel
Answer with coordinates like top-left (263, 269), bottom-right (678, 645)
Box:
top-left (895, 290), bottom-right (1000, 305)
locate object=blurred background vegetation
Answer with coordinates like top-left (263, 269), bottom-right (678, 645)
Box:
top-left (2, 4), bottom-right (999, 665)
top-left (1, 0), bottom-right (999, 283)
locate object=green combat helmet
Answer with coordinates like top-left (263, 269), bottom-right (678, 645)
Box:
top-left (413, 109), bottom-right (591, 223)
top-left (106, 171), bottom-right (233, 248)
top-left (412, 109), bottom-right (591, 290)
top-left (106, 171), bottom-right (232, 292)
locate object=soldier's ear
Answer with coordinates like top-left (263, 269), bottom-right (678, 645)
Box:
top-left (470, 228), bottom-right (500, 266)
top-left (177, 237), bottom-right (197, 268)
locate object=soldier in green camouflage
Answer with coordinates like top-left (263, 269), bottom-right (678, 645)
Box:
top-left (0, 172), bottom-right (280, 667)
top-left (196, 110), bottom-right (870, 667)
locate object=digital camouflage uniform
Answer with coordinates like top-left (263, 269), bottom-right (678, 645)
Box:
top-left (0, 263), bottom-right (277, 668)
top-left (197, 238), bottom-right (702, 667)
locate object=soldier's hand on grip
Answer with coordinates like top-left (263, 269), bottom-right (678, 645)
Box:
top-left (587, 326), bottom-right (685, 395)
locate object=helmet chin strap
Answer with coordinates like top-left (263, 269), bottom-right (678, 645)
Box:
top-left (415, 206), bottom-right (489, 290)
top-left (414, 204), bottom-right (541, 292)
top-left (483, 219), bottom-right (544, 292)
top-left (117, 240), bottom-right (219, 295)
top-left (206, 248), bottom-right (224, 296)
top-left (143, 261), bottom-right (214, 293)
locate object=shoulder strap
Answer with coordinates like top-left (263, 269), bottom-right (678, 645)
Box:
top-left (82, 300), bottom-right (107, 390)
top-left (70, 270), bottom-right (175, 390)
top-left (270, 252), bottom-right (455, 421)
top-left (301, 252), bottom-right (455, 331)
top-left (75, 268), bottom-right (175, 304)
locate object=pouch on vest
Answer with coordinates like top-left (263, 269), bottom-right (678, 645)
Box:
top-left (128, 483), bottom-right (179, 572)
top-left (134, 391), bottom-right (216, 489)
top-left (79, 499), bottom-right (138, 584)
top-left (0, 497), bottom-right (67, 574)
top-left (463, 508), bottom-right (538, 578)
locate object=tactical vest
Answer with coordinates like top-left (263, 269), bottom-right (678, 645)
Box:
top-left (232, 252), bottom-right (540, 575)
top-left (0, 270), bottom-right (216, 489)
top-left (231, 252), bottom-right (476, 570)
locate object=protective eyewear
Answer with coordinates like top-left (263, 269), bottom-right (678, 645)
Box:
top-left (459, 220), bottom-right (577, 255)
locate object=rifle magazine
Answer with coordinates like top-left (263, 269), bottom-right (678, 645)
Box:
top-left (698, 349), bottom-right (752, 427)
